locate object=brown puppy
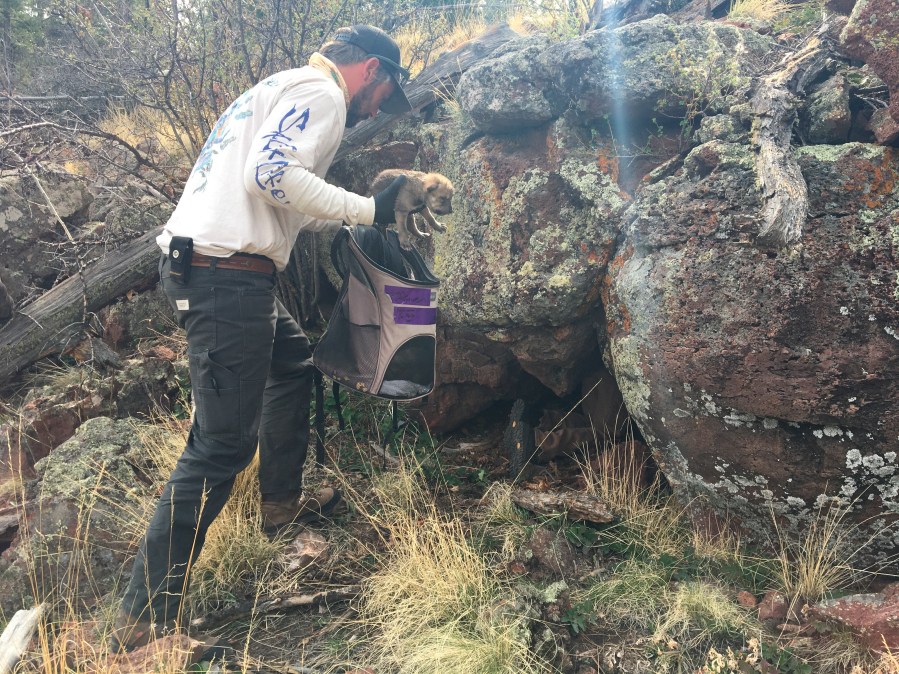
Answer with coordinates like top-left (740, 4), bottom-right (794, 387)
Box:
top-left (368, 169), bottom-right (454, 250)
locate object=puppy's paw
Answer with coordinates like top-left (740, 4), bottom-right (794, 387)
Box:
top-left (397, 230), bottom-right (414, 251)
top-left (429, 221), bottom-right (447, 233)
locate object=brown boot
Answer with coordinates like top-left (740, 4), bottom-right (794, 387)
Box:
top-left (109, 610), bottom-right (177, 654)
top-left (261, 487), bottom-right (342, 536)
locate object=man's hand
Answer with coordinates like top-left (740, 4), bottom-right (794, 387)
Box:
top-left (372, 174), bottom-right (407, 225)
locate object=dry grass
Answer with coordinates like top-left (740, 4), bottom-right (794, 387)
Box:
top-left (475, 482), bottom-right (529, 561)
top-left (771, 502), bottom-right (863, 613)
top-left (577, 558), bottom-right (669, 627)
top-left (97, 106), bottom-right (195, 166)
top-left (577, 434), bottom-right (686, 559)
top-left (655, 581), bottom-right (758, 650)
top-left (131, 417), bottom-right (284, 615)
top-left (728, 0), bottom-right (791, 22)
top-left (352, 462), bottom-right (547, 674)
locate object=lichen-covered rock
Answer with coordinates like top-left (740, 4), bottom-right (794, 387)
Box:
top-left (86, 180), bottom-right (173, 241)
top-left (695, 114), bottom-right (749, 145)
top-left (0, 356), bottom-right (180, 482)
top-left (97, 286), bottom-right (173, 349)
top-left (457, 35), bottom-right (565, 134)
top-left (0, 417), bottom-right (158, 615)
top-left (841, 0), bottom-right (899, 130)
top-left (421, 116), bottom-right (625, 425)
top-left (0, 167), bottom-right (93, 298)
top-left (802, 72), bottom-right (852, 144)
top-left (869, 108), bottom-right (899, 145)
top-left (459, 17), bottom-right (773, 134)
top-left (605, 142), bottom-right (899, 561)
top-left (547, 15), bottom-right (772, 124)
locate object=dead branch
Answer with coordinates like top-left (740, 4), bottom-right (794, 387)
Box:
top-left (0, 604), bottom-right (44, 674)
top-left (189, 586), bottom-right (360, 632)
top-left (511, 488), bottom-right (616, 524)
top-left (750, 33), bottom-right (831, 247)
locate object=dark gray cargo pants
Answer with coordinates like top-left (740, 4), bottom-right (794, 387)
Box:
top-left (121, 255), bottom-right (313, 623)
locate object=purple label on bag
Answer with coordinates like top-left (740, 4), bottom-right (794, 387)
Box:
top-left (384, 285), bottom-right (432, 306)
top-left (394, 307), bottom-right (437, 325)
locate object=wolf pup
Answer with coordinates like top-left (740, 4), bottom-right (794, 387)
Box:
top-left (368, 169), bottom-right (454, 250)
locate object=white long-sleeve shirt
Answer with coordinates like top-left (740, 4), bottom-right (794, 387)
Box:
top-left (157, 62), bottom-right (375, 271)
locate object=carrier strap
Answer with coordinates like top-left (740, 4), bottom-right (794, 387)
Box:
top-left (330, 227), bottom-right (351, 279)
top-left (314, 369), bottom-right (326, 466)
top-left (333, 381), bottom-right (345, 430)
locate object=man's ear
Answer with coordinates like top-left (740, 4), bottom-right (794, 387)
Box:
top-left (362, 57), bottom-right (381, 83)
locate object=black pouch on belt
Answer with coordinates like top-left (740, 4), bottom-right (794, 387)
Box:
top-left (168, 236), bottom-right (193, 285)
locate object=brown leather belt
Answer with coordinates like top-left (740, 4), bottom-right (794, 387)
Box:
top-left (191, 252), bottom-right (275, 275)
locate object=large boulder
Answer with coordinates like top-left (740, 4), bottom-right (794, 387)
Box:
top-left (0, 167), bottom-right (93, 300)
top-left (420, 115), bottom-right (627, 430)
top-left (605, 141), bottom-right (899, 560)
top-left (0, 355), bottom-right (181, 485)
top-left (0, 417), bottom-right (159, 616)
top-left (840, 0), bottom-right (899, 131)
top-left (459, 15), bottom-right (774, 133)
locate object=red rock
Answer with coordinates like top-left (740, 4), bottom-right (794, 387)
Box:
top-left (737, 591), bottom-right (758, 609)
top-left (758, 591), bottom-right (788, 621)
top-left (841, 0), bottom-right (899, 133)
top-left (145, 344), bottom-right (178, 361)
top-left (869, 108), bottom-right (899, 145)
top-left (808, 583), bottom-right (899, 653)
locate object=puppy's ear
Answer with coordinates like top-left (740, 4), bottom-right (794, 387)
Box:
top-left (425, 177), bottom-right (440, 192)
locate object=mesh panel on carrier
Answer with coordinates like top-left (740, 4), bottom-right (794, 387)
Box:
top-left (313, 225), bottom-right (440, 401)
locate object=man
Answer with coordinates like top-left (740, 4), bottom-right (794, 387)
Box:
top-left (112, 24), bottom-right (412, 652)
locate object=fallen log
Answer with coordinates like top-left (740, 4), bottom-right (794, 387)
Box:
top-left (511, 488), bottom-right (616, 524)
top-left (0, 25), bottom-right (519, 386)
top-left (0, 227), bottom-right (162, 385)
top-left (0, 604), bottom-right (43, 674)
top-left (750, 32), bottom-right (831, 247)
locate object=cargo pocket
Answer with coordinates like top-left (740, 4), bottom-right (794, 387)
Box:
top-left (191, 348), bottom-right (241, 438)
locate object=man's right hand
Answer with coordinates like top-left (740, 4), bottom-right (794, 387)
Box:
top-left (372, 174), bottom-right (407, 225)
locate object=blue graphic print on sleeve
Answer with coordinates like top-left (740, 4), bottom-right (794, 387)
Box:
top-left (253, 105), bottom-right (311, 204)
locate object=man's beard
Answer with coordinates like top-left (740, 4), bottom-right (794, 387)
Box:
top-left (345, 79), bottom-right (380, 128)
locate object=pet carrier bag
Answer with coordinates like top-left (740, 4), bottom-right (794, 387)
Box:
top-left (312, 224), bottom-right (440, 461)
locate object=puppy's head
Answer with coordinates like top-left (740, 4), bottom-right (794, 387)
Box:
top-left (424, 173), bottom-right (454, 216)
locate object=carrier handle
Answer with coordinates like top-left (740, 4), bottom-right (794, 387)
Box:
top-left (330, 226), bottom-right (352, 279)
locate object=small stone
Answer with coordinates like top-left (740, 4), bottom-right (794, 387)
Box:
top-left (737, 590), bottom-right (758, 609)
top-left (758, 590), bottom-right (789, 621)
top-left (524, 528), bottom-right (578, 577)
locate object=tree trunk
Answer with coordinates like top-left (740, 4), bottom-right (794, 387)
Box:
top-left (0, 228), bottom-right (161, 385)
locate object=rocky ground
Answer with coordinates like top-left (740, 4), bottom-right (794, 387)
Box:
top-left (1, 337), bottom-right (898, 673)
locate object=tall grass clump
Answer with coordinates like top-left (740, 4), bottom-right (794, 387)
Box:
top-left (355, 461), bottom-right (547, 674)
top-left (771, 502), bottom-right (863, 614)
top-left (578, 432), bottom-right (686, 559)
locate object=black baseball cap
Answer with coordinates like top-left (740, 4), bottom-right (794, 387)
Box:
top-left (333, 25), bottom-right (412, 114)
